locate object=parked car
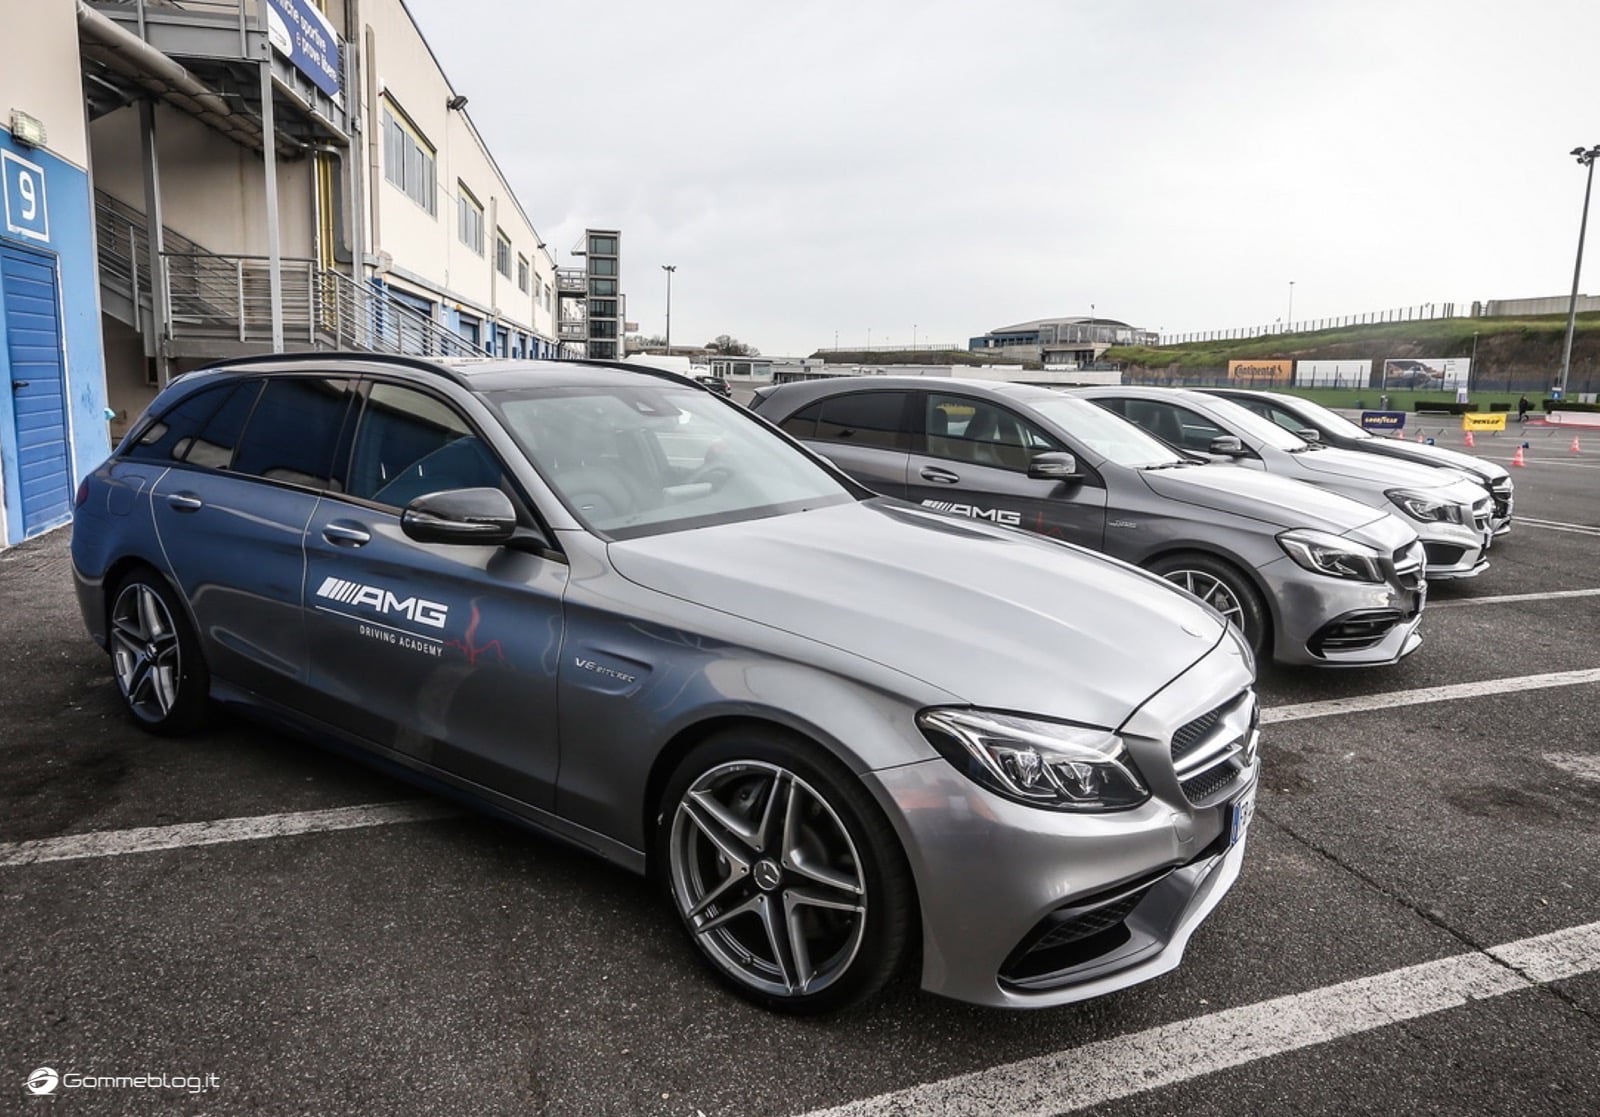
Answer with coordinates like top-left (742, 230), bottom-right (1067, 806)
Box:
top-left (1197, 388), bottom-right (1513, 535)
top-left (750, 377), bottom-right (1426, 666)
top-left (1073, 386), bottom-right (1495, 579)
top-left (696, 374), bottom-right (733, 397)
top-left (72, 353), bottom-right (1260, 1013)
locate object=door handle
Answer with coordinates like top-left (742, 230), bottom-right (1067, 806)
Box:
top-left (919, 466), bottom-right (961, 484)
top-left (11, 381), bottom-right (29, 391)
top-left (165, 493), bottom-right (203, 512)
top-left (322, 522), bottom-right (371, 547)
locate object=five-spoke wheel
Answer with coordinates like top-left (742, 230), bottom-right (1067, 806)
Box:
top-left (660, 732), bottom-right (913, 1013)
top-left (108, 569), bottom-right (208, 734)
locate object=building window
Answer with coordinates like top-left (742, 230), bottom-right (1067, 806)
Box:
top-left (589, 278), bottom-right (616, 296)
top-left (496, 230), bottom-right (512, 278)
top-left (458, 185), bottom-right (484, 254)
top-left (589, 319), bottom-right (617, 338)
top-left (588, 234), bottom-right (617, 255)
top-left (382, 101), bottom-right (436, 215)
top-left (589, 299), bottom-right (617, 317)
top-left (590, 257), bottom-right (617, 277)
top-left (517, 254), bottom-right (530, 293)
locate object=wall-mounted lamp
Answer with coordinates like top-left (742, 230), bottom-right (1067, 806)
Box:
top-left (9, 109), bottom-right (46, 148)
top-left (445, 95), bottom-right (469, 111)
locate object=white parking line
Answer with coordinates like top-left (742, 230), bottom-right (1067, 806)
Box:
top-left (1261, 668), bottom-right (1600, 725)
top-left (799, 921), bottom-right (1600, 1117)
top-left (1517, 516), bottom-right (1600, 536)
top-left (1430, 587), bottom-right (1600, 608)
top-left (0, 801), bottom-right (459, 867)
top-left (1545, 753), bottom-right (1600, 782)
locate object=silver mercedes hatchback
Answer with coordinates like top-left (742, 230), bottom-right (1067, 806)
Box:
top-left (71, 354), bottom-right (1259, 1012)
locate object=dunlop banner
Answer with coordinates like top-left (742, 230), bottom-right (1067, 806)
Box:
top-left (1462, 413), bottom-right (1507, 432)
top-left (1226, 359), bottom-right (1292, 385)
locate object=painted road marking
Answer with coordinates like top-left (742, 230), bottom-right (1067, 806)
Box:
top-left (1545, 752), bottom-right (1600, 782)
top-left (1430, 587), bottom-right (1600, 608)
top-left (1517, 516), bottom-right (1600, 536)
top-left (1263, 668), bottom-right (1600, 724)
top-left (799, 921), bottom-right (1600, 1117)
top-left (0, 801), bottom-right (459, 867)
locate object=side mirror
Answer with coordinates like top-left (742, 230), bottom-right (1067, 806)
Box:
top-left (1027, 451), bottom-right (1080, 480)
top-left (1208, 435), bottom-right (1247, 457)
top-left (402, 487), bottom-right (517, 546)
top-left (1296, 428), bottom-right (1321, 443)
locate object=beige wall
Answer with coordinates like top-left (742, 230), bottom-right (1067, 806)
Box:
top-left (0, 0), bottom-right (90, 170)
top-left (89, 106), bottom-right (315, 259)
top-left (361, 0), bottom-right (555, 342)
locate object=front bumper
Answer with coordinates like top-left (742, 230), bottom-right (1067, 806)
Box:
top-left (871, 637), bottom-right (1258, 1008)
top-left (1260, 552), bottom-right (1426, 667)
top-left (1414, 514), bottom-right (1493, 579)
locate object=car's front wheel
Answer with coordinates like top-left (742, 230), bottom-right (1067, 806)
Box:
top-left (108, 567), bottom-right (209, 735)
top-left (1146, 552), bottom-right (1270, 659)
top-left (657, 729), bottom-right (914, 1013)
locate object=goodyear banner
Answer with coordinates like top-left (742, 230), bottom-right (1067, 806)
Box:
top-left (1462, 412), bottom-right (1507, 432)
top-left (1360, 410), bottom-right (1407, 432)
top-left (1226, 359), bottom-right (1292, 385)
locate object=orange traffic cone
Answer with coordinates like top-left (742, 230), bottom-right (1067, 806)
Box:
top-left (1463, 430), bottom-right (1476, 448)
top-left (1571, 436), bottom-right (1582, 454)
top-left (1416, 429), bottom-right (1426, 443)
top-left (1511, 445), bottom-right (1527, 467)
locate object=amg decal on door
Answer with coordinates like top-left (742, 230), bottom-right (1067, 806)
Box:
top-left (920, 500), bottom-right (1022, 527)
top-left (314, 576), bottom-right (449, 629)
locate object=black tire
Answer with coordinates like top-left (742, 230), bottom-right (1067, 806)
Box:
top-left (1146, 552), bottom-right (1271, 659)
top-left (655, 727), bottom-right (915, 1014)
top-left (106, 566), bottom-right (209, 736)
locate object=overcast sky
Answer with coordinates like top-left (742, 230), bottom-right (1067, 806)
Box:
top-left (407, 0), bottom-right (1598, 355)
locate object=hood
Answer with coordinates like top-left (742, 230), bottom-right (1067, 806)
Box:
top-left (607, 500), bottom-right (1229, 730)
top-left (1287, 446), bottom-right (1474, 490)
top-left (1141, 464), bottom-right (1393, 536)
top-left (1360, 438), bottom-right (1508, 483)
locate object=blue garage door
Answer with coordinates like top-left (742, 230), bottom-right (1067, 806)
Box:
top-left (3, 244), bottom-right (72, 536)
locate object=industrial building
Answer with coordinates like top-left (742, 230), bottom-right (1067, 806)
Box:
top-left (0, 0), bottom-right (614, 547)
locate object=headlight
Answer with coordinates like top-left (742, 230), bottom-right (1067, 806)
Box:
top-left (917, 708), bottom-right (1149, 811)
top-left (1387, 489), bottom-right (1467, 525)
top-left (1277, 528), bottom-right (1386, 583)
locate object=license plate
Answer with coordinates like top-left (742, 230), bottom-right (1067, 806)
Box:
top-left (1227, 783), bottom-right (1257, 848)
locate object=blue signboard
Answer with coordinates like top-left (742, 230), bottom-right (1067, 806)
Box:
top-left (2, 150), bottom-right (50, 243)
top-left (265, 0), bottom-right (342, 97)
top-left (1360, 410), bottom-right (1407, 433)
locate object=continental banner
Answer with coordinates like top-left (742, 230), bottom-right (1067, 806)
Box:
top-left (1226, 359), bottom-right (1292, 385)
top-left (1462, 412), bottom-right (1507, 432)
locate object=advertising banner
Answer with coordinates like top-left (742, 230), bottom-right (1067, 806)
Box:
top-left (1226, 359), bottom-right (1292, 385)
top-left (1462, 413), bottom-right (1507, 432)
top-left (265, 0), bottom-right (342, 97)
top-left (1295, 359), bottom-right (1373, 388)
top-left (1382, 357), bottom-right (1470, 390)
top-left (1360, 410), bottom-right (1407, 433)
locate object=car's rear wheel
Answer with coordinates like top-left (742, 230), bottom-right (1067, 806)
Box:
top-left (1146, 552), bottom-right (1269, 658)
top-left (108, 568), bottom-right (209, 735)
top-left (658, 729), bottom-right (914, 1014)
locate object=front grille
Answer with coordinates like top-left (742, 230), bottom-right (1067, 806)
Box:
top-left (1392, 542), bottom-right (1425, 591)
top-left (1423, 541), bottom-right (1465, 567)
top-left (999, 871), bottom-right (1169, 983)
top-left (1171, 690), bottom-right (1256, 804)
top-left (1488, 480), bottom-right (1513, 518)
top-left (1310, 609), bottom-right (1404, 655)
top-left (1471, 498), bottom-right (1493, 534)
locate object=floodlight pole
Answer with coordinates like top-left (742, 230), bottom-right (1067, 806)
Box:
top-left (1558, 146), bottom-right (1600, 395)
top-left (662, 264), bottom-right (676, 352)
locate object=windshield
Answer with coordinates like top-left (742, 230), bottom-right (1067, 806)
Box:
top-left (1024, 394), bottom-right (1188, 468)
top-left (489, 384), bottom-right (856, 539)
top-left (1277, 395), bottom-right (1372, 441)
top-left (1204, 395), bottom-right (1314, 451)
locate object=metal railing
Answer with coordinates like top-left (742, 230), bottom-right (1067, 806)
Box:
top-left (314, 270), bottom-right (480, 358)
top-left (1159, 303), bottom-right (1463, 346)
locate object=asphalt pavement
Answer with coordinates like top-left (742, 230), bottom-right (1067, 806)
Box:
top-left (1, 420), bottom-right (1597, 1116)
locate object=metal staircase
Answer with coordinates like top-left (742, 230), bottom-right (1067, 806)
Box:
top-left (95, 190), bottom-right (480, 363)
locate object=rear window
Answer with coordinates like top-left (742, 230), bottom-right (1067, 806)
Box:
top-left (123, 381), bottom-right (262, 468)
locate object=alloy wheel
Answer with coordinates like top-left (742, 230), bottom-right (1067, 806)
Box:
top-left (668, 760), bottom-right (867, 999)
top-left (1163, 568), bottom-right (1246, 630)
top-left (110, 582), bottom-right (182, 722)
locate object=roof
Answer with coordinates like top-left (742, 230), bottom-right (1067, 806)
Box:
top-left (193, 352), bottom-right (703, 393)
top-left (985, 316), bottom-right (1136, 334)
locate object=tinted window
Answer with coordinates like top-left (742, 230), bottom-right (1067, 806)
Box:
top-left (124, 383), bottom-right (243, 464)
top-left (780, 401), bottom-right (822, 439)
top-left (231, 378), bottom-right (357, 490)
top-left (1119, 399), bottom-right (1225, 451)
top-left (815, 392), bottom-right (910, 450)
top-left (923, 394), bottom-right (1058, 471)
top-left (177, 380), bottom-right (262, 468)
top-left (348, 384), bottom-right (510, 509)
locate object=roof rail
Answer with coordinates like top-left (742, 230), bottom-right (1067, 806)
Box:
top-left (193, 351), bottom-right (473, 388)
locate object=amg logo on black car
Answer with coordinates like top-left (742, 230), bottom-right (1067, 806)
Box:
top-left (315, 576), bottom-right (449, 629)
top-left (920, 500), bottom-right (1022, 526)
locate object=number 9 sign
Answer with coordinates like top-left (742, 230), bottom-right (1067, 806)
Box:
top-left (3, 150), bottom-right (50, 243)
